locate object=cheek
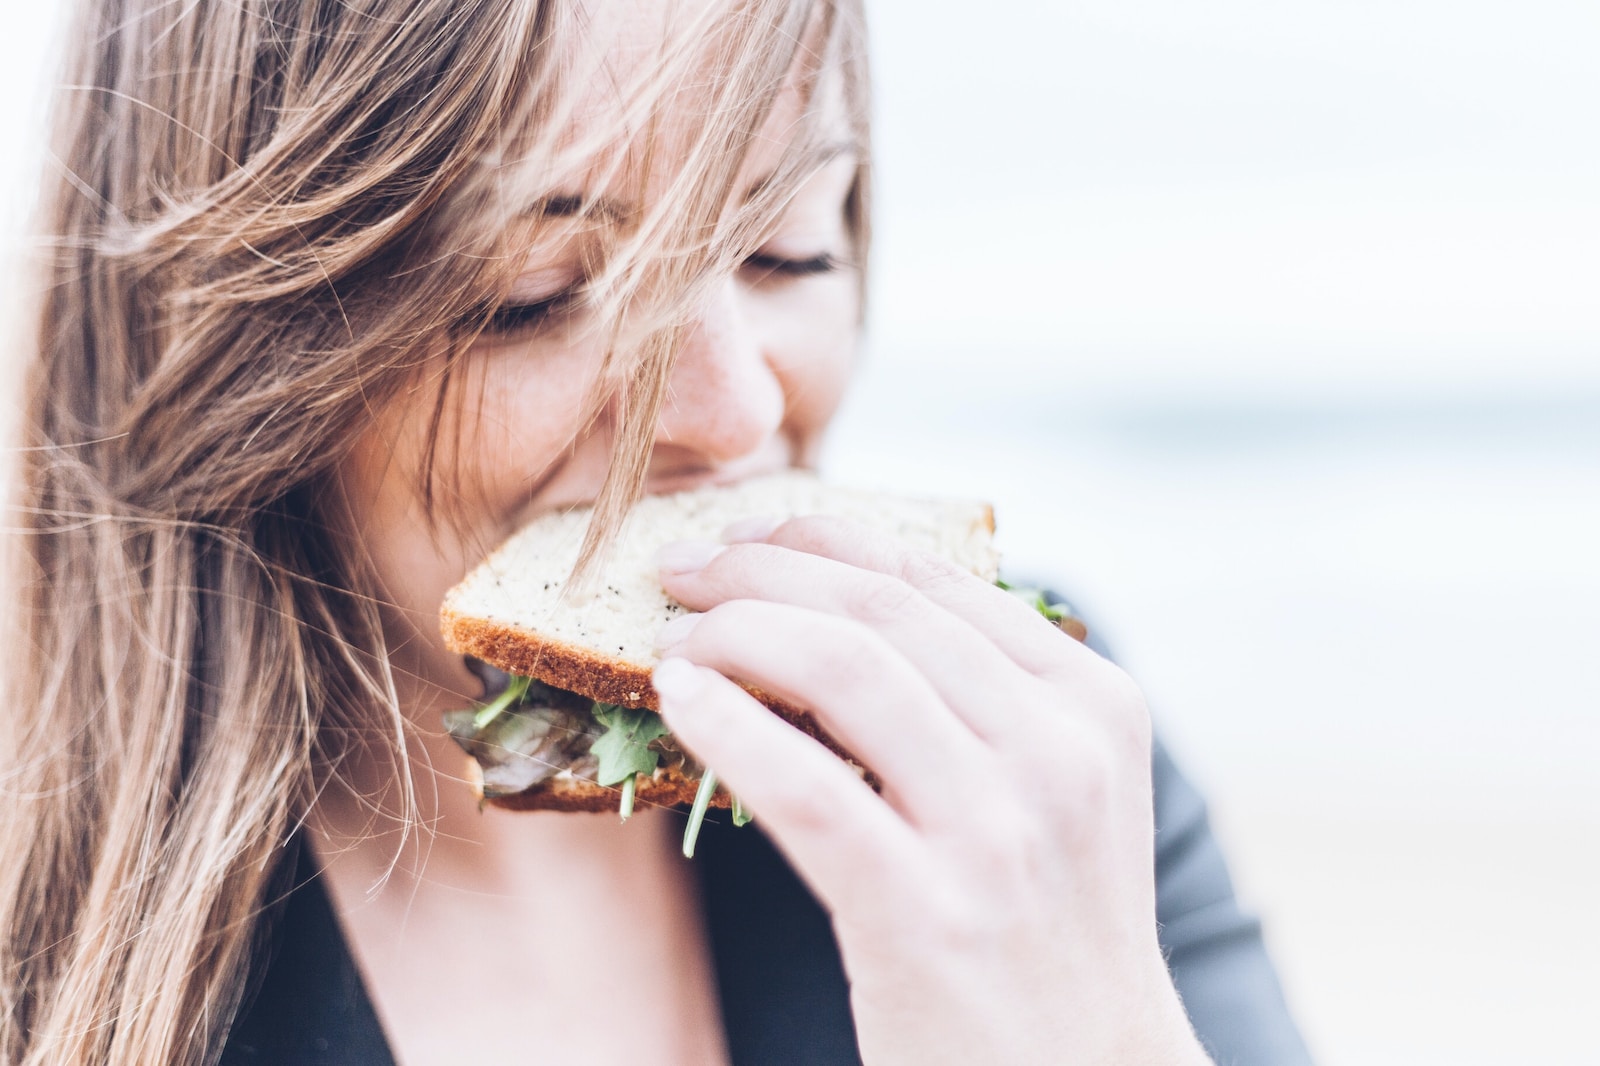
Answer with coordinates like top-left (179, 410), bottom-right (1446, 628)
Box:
top-left (441, 341), bottom-right (600, 526)
top-left (335, 341), bottom-right (603, 665)
top-left (336, 403), bottom-right (483, 698)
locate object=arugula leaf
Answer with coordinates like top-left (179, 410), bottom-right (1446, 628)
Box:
top-left (1003, 583), bottom-right (1048, 613)
top-left (1040, 600), bottom-right (1076, 623)
top-left (456, 682), bottom-right (755, 841)
top-left (1000, 580), bottom-right (1074, 620)
top-left (998, 579), bottom-right (1087, 639)
top-left (590, 703), bottom-right (668, 824)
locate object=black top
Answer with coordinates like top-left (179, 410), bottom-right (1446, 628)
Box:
top-left (225, 595), bottom-right (1311, 1064)
top-left (220, 736), bottom-right (1313, 1065)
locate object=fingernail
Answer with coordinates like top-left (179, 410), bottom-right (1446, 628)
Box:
top-left (656, 540), bottom-right (723, 574)
top-left (721, 515), bottom-right (782, 544)
top-left (652, 656), bottom-right (703, 706)
top-left (654, 611), bottom-right (701, 651)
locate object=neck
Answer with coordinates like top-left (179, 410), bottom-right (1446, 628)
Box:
top-left (302, 677), bottom-right (731, 1066)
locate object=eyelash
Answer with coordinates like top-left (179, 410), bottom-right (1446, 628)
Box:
top-left (483, 290), bottom-right (578, 336)
top-left (742, 252), bottom-right (841, 277)
top-left (480, 253), bottom-right (840, 337)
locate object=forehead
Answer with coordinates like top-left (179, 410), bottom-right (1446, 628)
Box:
top-left (553, 0), bottom-right (845, 204)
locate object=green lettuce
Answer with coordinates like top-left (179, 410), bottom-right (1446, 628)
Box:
top-left (590, 703), bottom-right (668, 822)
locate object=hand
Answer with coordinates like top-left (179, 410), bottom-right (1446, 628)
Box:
top-left (651, 516), bottom-right (1213, 1066)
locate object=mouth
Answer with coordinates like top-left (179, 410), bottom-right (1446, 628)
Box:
top-left (645, 467), bottom-right (761, 497)
top-left (642, 450), bottom-right (797, 498)
top-left (506, 441), bottom-right (800, 541)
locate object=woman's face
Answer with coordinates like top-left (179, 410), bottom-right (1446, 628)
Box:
top-left (339, 28), bottom-right (860, 706)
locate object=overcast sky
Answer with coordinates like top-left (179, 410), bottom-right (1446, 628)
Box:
top-left (5, 1), bottom-right (1596, 394)
top-left (864, 0), bottom-right (1600, 393)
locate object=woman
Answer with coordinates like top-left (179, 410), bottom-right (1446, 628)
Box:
top-left (0, 0), bottom-right (1311, 1063)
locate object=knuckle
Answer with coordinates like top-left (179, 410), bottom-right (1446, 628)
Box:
top-left (848, 573), bottom-right (925, 625)
top-left (1099, 661), bottom-right (1146, 709)
top-left (1049, 657), bottom-right (1151, 752)
top-left (713, 541), bottom-right (787, 589)
top-left (767, 777), bottom-right (838, 838)
top-left (820, 619), bottom-right (896, 689)
top-left (695, 597), bottom-right (752, 638)
top-left (896, 548), bottom-right (965, 594)
top-left (1096, 664), bottom-right (1153, 750)
top-left (780, 513), bottom-right (851, 552)
top-left (687, 598), bottom-right (765, 657)
top-left (744, 757), bottom-right (873, 846)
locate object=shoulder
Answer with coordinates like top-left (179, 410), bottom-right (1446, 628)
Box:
top-left (222, 843), bottom-right (394, 1066)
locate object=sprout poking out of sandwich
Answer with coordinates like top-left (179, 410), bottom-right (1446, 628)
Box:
top-left (473, 673), bottom-right (530, 730)
top-left (683, 770), bottom-right (719, 859)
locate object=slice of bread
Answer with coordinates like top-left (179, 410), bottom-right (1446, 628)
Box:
top-left (440, 470), bottom-right (999, 812)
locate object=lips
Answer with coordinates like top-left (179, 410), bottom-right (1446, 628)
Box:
top-left (642, 441), bottom-right (796, 498)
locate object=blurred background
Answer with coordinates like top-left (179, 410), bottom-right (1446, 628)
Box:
top-left (836, 2), bottom-right (1599, 1064)
top-left (3, 2), bottom-right (1596, 1063)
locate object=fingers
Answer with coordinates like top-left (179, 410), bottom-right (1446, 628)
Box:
top-left (662, 539), bottom-right (1040, 744)
top-left (773, 515), bottom-right (1099, 677)
top-left (712, 514), bottom-right (1099, 684)
top-left (657, 599), bottom-right (995, 824)
top-left (651, 657), bottom-right (925, 911)
top-left (649, 516), bottom-right (1186, 1066)
top-left (652, 510), bottom-right (1154, 822)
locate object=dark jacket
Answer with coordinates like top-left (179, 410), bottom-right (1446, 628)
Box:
top-left (221, 734), bottom-right (1313, 1065)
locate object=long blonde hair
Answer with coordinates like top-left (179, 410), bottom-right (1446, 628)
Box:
top-left (0, 1), bottom-right (870, 1062)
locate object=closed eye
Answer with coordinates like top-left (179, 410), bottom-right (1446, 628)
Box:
top-left (741, 252), bottom-right (842, 279)
top-left (483, 289), bottom-right (581, 336)
top-left (478, 253), bottom-right (838, 337)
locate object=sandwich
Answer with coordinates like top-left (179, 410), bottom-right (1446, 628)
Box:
top-left (439, 471), bottom-right (1080, 855)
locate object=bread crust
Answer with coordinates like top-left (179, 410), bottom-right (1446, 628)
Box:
top-left (438, 476), bottom-right (998, 812)
top-left (442, 606), bottom-right (671, 709)
top-left (442, 606), bottom-right (867, 811)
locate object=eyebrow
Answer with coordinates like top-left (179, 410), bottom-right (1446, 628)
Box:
top-left (742, 141), bottom-right (857, 202)
top-left (526, 143), bottom-right (857, 221)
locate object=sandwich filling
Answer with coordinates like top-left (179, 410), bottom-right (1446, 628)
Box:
top-left (443, 669), bottom-right (748, 856)
top-left (443, 583), bottom-right (1079, 857)
top-left (436, 472), bottom-right (1007, 856)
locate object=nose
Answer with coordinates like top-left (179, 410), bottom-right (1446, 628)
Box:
top-left (652, 277), bottom-right (784, 464)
